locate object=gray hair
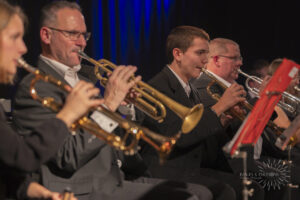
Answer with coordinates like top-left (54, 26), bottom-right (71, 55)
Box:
top-left (40, 1), bottom-right (82, 28)
top-left (209, 38), bottom-right (239, 57)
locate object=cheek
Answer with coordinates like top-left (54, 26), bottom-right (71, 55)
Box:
top-left (1, 51), bottom-right (14, 69)
top-left (2, 60), bottom-right (16, 75)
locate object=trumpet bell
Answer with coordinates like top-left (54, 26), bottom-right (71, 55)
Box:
top-left (181, 104), bottom-right (204, 134)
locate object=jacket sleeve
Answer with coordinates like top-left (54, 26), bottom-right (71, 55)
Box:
top-left (0, 116), bottom-right (69, 172)
top-left (143, 75), bottom-right (224, 150)
top-left (12, 74), bottom-right (107, 173)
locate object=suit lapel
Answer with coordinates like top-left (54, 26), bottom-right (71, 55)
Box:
top-left (37, 58), bottom-right (69, 85)
top-left (162, 67), bottom-right (194, 107)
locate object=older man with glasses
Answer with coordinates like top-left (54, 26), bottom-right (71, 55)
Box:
top-left (191, 38), bottom-right (300, 199)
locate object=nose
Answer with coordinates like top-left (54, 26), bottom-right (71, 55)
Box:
top-left (76, 34), bottom-right (87, 48)
top-left (202, 54), bottom-right (208, 65)
top-left (19, 39), bottom-right (27, 56)
top-left (236, 59), bottom-right (243, 68)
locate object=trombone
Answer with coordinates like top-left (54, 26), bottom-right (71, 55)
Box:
top-left (17, 58), bottom-right (180, 163)
top-left (201, 68), bottom-right (298, 146)
top-left (239, 69), bottom-right (300, 116)
top-left (77, 50), bottom-right (204, 134)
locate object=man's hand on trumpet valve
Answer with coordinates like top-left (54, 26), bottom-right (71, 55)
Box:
top-left (104, 65), bottom-right (141, 111)
top-left (219, 105), bottom-right (247, 127)
top-left (120, 88), bottom-right (142, 106)
top-left (211, 83), bottom-right (246, 117)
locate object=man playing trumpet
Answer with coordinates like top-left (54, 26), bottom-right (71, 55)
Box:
top-left (192, 38), bottom-right (300, 199)
top-left (141, 26), bottom-right (265, 200)
top-left (12, 1), bottom-right (212, 200)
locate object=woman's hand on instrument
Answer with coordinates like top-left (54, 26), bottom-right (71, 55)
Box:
top-left (104, 65), bottom-right (141, 111)
top-left (273, 106), bottom-right (291, 129)
top-left (57, 81), bottom-right (103, 128)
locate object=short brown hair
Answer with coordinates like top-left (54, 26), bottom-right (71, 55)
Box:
top-left (166, 26), bottom-right (210, 64)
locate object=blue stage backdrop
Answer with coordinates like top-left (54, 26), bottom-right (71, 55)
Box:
top-left (10, 0), bottom-right (300, 82)
top-left (89, 0), bottom-right (176, 80)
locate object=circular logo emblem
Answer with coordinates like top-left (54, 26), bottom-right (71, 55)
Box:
top-left (255, 159), bottom-right (290, 190)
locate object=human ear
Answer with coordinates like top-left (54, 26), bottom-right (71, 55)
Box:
top-left (173, 48), bottom-right (182, 61)
top-left (40, 27), bottom-right (51, 44)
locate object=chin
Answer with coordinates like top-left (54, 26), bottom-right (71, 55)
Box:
top-left (68, 60), bottom-right (80, 67)
top-left (192, 72), bottom-right (201, 79)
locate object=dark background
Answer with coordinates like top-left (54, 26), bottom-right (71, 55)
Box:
top-left (2, 0), bottom-right (300, 97)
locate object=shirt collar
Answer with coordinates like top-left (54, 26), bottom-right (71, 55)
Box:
top-left (40, 55), bottom-right (81, 77)
top-left (167, 65), bottom-right (191, 97)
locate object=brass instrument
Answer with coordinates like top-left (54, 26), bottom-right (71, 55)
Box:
top-left (201, 68), bottom-right (298, 146)
top-left (239, 69), bottom-right (300, 116)
top-left (78, 50), bottom-right (204, 134)
top-left (17, 58), bottom-right (179, 163)
top-left (62, 187), bottom-right (74, 200)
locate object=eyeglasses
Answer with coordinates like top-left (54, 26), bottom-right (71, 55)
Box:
top-left (218, 55), bottom-right (243, 62)
top-left (48, 27), bottom-right (91, 42)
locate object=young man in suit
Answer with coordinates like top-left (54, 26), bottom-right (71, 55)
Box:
top-left (141, 26), bottom-right (265, 200)
top-left (12, 1), bottom-right (212, 200)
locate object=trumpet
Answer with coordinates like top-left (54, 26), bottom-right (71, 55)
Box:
top-left (201, 68), bottom-right (298, 146)
top-left (17, 58), bottom-right (180, 163)
top-left (77, 50), bottom-right (204, 134)
top-left (239, 69), bottom-right (300, 116)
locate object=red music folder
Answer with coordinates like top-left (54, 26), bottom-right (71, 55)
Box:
top-left (224, 58), bottom-right (300, 156)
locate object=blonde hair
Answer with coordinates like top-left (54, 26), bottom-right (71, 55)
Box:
top-left (0, 0), bottom-right (27, 83)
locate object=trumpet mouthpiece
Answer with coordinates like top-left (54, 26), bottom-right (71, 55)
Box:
top-left (17, 57), bottom-right (25, 67)
top-left (77, 50), bottom-right (88, 59)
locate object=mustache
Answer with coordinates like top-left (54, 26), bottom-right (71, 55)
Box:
top-left (233, 69), bottom-right (239, 73)
top-left (72, 48), bottom-right (83, 53)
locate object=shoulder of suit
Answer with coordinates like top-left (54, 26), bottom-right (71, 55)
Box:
top-left (191, 73), bottom-right (211, 89)
top-left (78, 64), bottom-right (98, 84)
top-left (148, 69), bottom-right (167, 85)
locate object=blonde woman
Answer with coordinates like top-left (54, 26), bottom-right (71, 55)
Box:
top-left (0, 0), bottom-right (101, 199)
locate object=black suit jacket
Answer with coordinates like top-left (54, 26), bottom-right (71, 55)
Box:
top-left (12, 58), bottom-right (123, 196)
top-left (141, 67), bottom-right (230, 175)
top-left (0, 104), bottom-right (68, 172)
top-left (0, 103), bottom-right (70, 199)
